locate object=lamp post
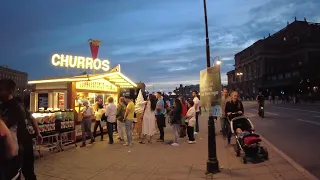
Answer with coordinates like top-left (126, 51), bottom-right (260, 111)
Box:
top-left (236, 72), bottom-right (243, 90)
top-left (203, 0), bottom-right (220, 174)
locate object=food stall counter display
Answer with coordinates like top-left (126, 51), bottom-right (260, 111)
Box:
top-left (32, 112), bottom-right (56, 135)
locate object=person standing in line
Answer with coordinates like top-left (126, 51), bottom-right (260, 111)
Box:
top-left (22, 94), bottom-right (43, 180)
top-left (0, 79), bottom-right (28, 180)
top-left (93, 103), bottom-right (106, 141)
top-left (0, 119), bottom-right (19, 179)
top-left (192, 90), bottom-right (200, 134)
top-left (220, 88), bottom-right (229, 138)
top-left (123, 96), bottom-right (135, 146)
top-left (139, 94), bottom-right (157, 144)
top-left (179, 96), bottom-right (187, 138)
top-left (80, 100), bottom-right (95, 147)
top-left (116, 97), bottom-right (126, 142)
top-left (170, 99), bottom-right (182, 146)
top-left (105, 97), bottom-right (117, 144)
top-left (185, 100), bottom-right (196, 144)
top-left (155, 92), bottom-right (165, 142)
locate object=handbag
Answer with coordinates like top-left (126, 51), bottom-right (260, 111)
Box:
top-left (101, 113), bottom-right (107, 122)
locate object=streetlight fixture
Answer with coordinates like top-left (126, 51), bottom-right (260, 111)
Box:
top-left (211, 56), bottom-right (222, 66)
top-left (203, 0), bottom-right (220, 175)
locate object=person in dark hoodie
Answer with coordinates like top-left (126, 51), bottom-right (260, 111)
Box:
top-left (170, 98), bottom-right (182, 146)
top-left (0, 79), bottom-right (27, 180)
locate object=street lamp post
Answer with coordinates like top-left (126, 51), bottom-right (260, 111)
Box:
top-left (203, 0), bottom-right (220, 175)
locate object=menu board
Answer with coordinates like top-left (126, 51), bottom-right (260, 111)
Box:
top-left (58, 93), bottom-right (65, 109)
top-left (38, 93), bottom-right (49, 109)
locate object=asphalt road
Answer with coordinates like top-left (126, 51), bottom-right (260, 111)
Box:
top-left (242, 101), bottom-right (320, 179)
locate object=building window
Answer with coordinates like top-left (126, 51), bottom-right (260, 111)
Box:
top-left (272, 76), bottom-right (277, 81)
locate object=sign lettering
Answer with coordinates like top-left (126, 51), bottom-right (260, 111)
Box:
top-left (51, 54), bottom-right (110, 71)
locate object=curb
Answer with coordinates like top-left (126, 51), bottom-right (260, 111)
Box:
top-left (260, 136), bottom-right (319, 180)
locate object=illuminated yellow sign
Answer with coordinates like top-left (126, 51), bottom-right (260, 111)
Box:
top-left (76, 80), bottom-right (117, 92)
top-left (51, 54), bottom-right (110, 72)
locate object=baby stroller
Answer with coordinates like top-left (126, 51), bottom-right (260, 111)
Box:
top-left (230, 115), bottom-right (269, 164)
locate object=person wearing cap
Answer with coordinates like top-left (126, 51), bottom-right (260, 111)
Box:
top-left (80, 100), bottom-right (95, 147)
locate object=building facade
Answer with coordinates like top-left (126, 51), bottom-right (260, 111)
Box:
top-left (0, 66), bottom-right (28, 97)
top-left (174, 84), bottom-right (199, 98)
top-left (227, 19), bottom-right (320, 99)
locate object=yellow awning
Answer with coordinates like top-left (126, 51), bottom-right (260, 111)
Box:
top-left (28, 64), bottom-right (137, 88)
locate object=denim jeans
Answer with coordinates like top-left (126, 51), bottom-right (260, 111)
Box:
top-left (81, 118), bottom-right (94, 144)
top-left (156, 114), bottom-right (165, 140)
top-left (172, 124), bottom-right (180, 143)
top-left (125, 120), bottom-right (133, 144)
top-left (117, 120), bottom-right (125, 140)
top-left (107, 122), bottom-right (114, 144)
top-left (195, 112), bottom-right (200, 132)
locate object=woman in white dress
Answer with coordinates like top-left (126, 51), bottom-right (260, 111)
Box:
top-left (139, 94), bottom-right (157, 144)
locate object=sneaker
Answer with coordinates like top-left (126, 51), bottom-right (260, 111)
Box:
top-left (188, 141), bottom-right (195, 144)
top-left (194, 132), bottom-right (198, 135)
top-left (171, 143), bottom-right (179, 146)
top-left (89, 139), bottom-right (95, 144)
top-left (123, 143), bottom-right (132, 146)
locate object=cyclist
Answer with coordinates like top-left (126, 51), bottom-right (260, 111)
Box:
top-left (256, 92), bottom-right (265, 114)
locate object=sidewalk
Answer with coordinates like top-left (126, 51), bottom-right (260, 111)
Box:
top-left (33, 115), bottom-right (317, 180)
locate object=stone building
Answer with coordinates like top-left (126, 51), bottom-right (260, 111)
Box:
top-left (227, 18), bottom-right (320, 99)
top-left (174, 84), bottom-right (199, 98)
top-left (0, 66), bottom-right (28, 97)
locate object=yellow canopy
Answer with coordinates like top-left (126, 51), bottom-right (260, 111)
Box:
top-left (28, 64), bottom-right (137, 88)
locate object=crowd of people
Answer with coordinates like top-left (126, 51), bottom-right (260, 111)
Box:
top-left (80, 90), bottom-right (202, 148)
top-left (0, 76), bottom-right (248, 180)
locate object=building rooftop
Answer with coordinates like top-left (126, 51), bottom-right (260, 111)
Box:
top-left (235, 18), bottom-right (319, 56)
top-left (0, 66), bottom-right (28, 75)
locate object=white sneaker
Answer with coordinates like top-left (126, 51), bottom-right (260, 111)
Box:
top-left (123, 143), bottom-right (132, 146)
top-left (171, 143), bottom-right (179, 146)
top-left (188, 141), bottom-right (196, 144)
top-left (194, 132), bottom-right (198, 135)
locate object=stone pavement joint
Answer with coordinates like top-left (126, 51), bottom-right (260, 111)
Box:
top-left (33, 115), bottom-right (317, 180)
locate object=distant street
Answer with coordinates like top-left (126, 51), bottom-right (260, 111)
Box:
top-left (243, 101), bottom-right (320, 179)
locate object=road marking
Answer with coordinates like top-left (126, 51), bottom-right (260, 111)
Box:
top-left (297, 119), bottom-right (320, 126)
top-left (251, 109), bottom-right (279, 116)
top-left (273, 107), bottom-right (320, 114)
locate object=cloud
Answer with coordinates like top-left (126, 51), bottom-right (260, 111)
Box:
top-left (1, 0), bottom-right (320, 92)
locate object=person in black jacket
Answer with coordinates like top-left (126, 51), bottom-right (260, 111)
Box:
top-left (225, 91), bottom-right (244, 145)
top-left (170, 99), bottom-right (182, 146)
top-left (0, 79), bottom-right (28, 180)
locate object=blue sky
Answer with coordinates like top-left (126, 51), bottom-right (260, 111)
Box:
top-left (1, 0), bottom-right (320, 91)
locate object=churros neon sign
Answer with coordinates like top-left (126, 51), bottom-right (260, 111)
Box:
top-left (51, 54), bottom-right (110, 71)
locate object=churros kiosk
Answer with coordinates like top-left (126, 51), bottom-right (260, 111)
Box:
top-left (28, 65), bottom-right (137, 139)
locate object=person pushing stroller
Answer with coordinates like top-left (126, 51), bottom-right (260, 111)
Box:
top-left (225, 91), bottom-right (244, 145)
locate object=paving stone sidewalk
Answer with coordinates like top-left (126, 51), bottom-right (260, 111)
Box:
top-left (33, 115), bottom-right (316, 180)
